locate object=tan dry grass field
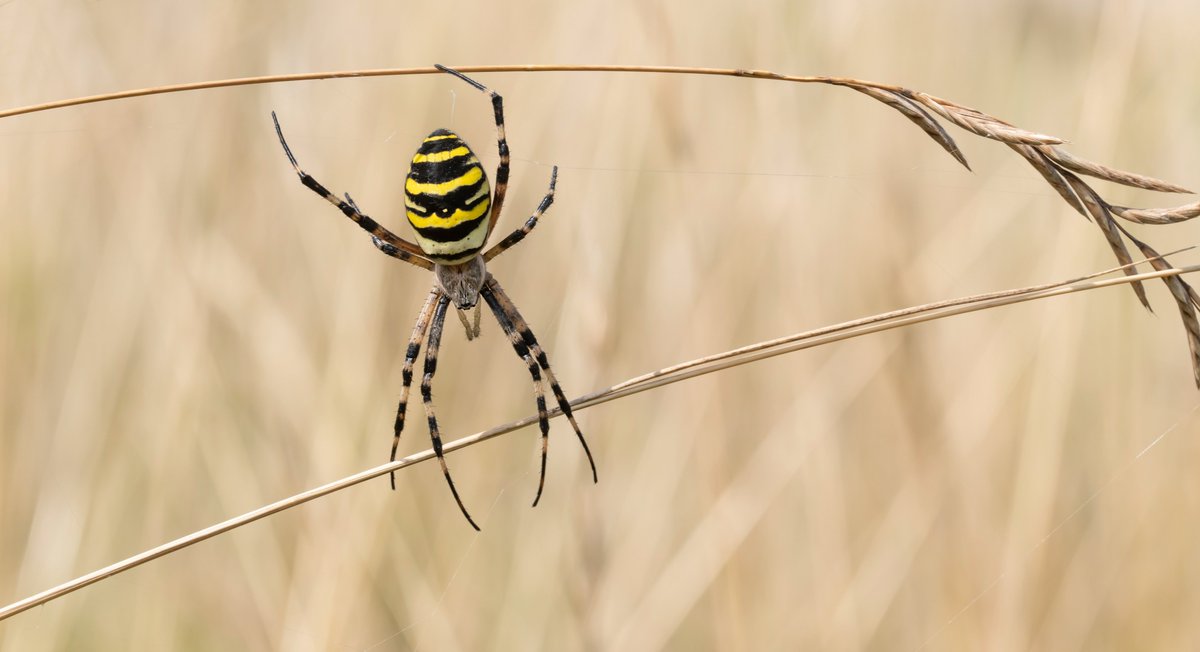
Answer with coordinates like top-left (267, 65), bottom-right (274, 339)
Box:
top-left (3, 0), bottom-right (1200, 650)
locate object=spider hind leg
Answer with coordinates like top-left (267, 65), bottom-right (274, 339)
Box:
top-left (482, 285), bottom-right (554, 505)
top-left (482, 278), bottom-right (599, 493)
top-left (389, 288), bottom-right (440, 490)
top-left (421, 293), bottom-right (481, 530)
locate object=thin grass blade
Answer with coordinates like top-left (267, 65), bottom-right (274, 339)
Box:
top-left (1009, 144), bottom-right (1090, 219)
top-left (905, 92), bottom-right (1063, 145)
top-left (1110, 201), bottom-right (1200, 225)
top-left (1038, 146), bottom-right (1193, 194)
top-left (1060, 169), bottom-right (1152, 310)
top-left (1120, 231), bottom-right (1200, 386)
top-left (851, 86), bottom-right (970, 169)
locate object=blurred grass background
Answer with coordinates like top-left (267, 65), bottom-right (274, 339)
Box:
top-left (2, 0), bottom-right (1200, 649)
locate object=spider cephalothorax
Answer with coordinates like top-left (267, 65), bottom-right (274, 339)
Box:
top-left (272, 65), bottom-right (597, 530)
top-left (434, 257), bottom-right (486, 309)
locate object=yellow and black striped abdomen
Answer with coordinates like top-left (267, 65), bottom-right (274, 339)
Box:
top-left (405, 130), bottom-right (492, 264)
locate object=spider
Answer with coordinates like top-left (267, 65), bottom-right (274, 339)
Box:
top-left (271, 64), bottom-right (597, 530)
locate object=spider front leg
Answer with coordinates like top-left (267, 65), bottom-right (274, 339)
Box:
top-left (421, 293), bottom-right (481, 530)
top-left (389, 288), bottom-right (440, 490)
top-left (271, 111), bottom-right (433, 270)
top-left (484, 166), bottom-right (558, 262)
top-left (343, 191), bottom-right (415, 263)
top-left (434, 65), bottom-right (510, 242)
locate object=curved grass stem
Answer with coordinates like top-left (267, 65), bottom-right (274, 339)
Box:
top-left (1, 256), bottom-right (1196, 622)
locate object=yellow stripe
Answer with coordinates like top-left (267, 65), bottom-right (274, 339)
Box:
top-left (412, 147), bottom-right (472, 164)
top-left (404, 165), bottom-right (483, 196)
top-left (407, 193), bottom-right (490, 229)
top-left (413, 218), bottom-right (490, 263)
top-left (403, 182), bottom-right (487, 216)
top-left (423, 133), bottom-right (459, 142)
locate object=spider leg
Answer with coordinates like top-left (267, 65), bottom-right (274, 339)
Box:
top-left (484, 166), bottom-right (558, 262)
top-left (343, 191), bottom-right (420, 265)
top-left (434, 65), bottom-right (509, 242)
top-left (481, 284), bottom-right (553, 506)
top-left (482, 278), bottom-right (599, 484)
top-left (390, 287), bottom-right (440, 490)
top-left (422, 293), bottom-right (481, 530)
top-left (271, 111), bottom-right (433, 270)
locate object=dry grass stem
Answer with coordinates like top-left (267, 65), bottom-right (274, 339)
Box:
top-left (2, 257), bottom-right (1196, 623)
top-left (4, 65), bottom-right (1196, 381)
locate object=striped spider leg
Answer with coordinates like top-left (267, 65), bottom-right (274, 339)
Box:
top-left (272, 65), bottom-right (597, 530)
top-left (479, 276), bottom-right (599, 504)
top-left (271, 111), bottom-right (433, 271)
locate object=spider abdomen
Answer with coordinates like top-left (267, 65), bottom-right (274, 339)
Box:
top-left (404, 130), bottom-right (492, 264)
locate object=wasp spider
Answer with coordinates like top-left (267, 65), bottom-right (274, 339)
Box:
top-left (272, 65), bottom-right (597, 530)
